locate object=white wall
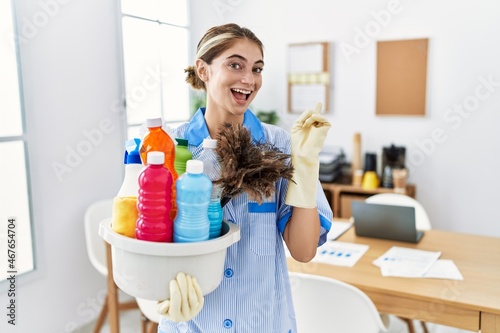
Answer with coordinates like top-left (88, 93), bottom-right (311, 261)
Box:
top-left (190, 0), bottom-right (500, 237)
top-left (0, 0), bottom-right (125, 332)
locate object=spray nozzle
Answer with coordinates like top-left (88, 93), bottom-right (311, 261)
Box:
top-left (124, 138), bottom-right (142, 164)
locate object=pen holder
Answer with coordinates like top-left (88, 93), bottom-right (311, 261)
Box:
top-left (392, 168), bottom-right (408, 194)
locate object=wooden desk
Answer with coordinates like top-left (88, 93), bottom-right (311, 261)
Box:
top-left (287, 228), bottom-right (500, 333)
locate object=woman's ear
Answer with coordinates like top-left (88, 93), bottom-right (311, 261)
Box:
top-left (195, 59), bottom-right (207, 81)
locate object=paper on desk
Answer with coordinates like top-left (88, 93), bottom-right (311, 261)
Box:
top-left (326, 219), bottom-right (353, 241)
top-left (373, 246), bottom-right (441, 278)
top-left (423, 259), bottom-right (464, 280)
top-left (313, 241), bottom-right (369, 267)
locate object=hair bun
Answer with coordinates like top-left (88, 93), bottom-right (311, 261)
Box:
top-left (184, 66), bottom-right (205, 91)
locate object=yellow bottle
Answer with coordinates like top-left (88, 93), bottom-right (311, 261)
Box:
top-left (362, 171), bottom-right (379, 190)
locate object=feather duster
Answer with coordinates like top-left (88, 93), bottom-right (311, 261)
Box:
top-left (215, 122), bottom-right (294, 204)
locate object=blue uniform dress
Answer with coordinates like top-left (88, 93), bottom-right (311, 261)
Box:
top-left (158, 108), bottom-right (332, 333)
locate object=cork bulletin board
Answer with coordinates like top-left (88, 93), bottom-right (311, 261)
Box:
top-left (376, 38), bottom-right (428, 116)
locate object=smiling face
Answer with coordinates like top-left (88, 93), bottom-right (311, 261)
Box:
top-left (197, 38), bottom-right (264, 124)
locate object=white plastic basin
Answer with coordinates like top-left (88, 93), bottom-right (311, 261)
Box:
top-left (99, 219), bottom-right (240, 301)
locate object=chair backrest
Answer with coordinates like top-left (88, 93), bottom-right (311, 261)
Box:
top-left (84, 199), bottom-right (114, 276)
top-left (289, 272), bottom-right (388, 333)
top-left (365, 193), bottom-right (431, 230)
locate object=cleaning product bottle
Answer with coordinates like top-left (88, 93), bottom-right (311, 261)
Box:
top-left (111, 138), bottom-right (143, 238)
top-left (174, 138), bottom-right (192, 176)
top-left (173, 160), bottom-right (211, 243)
top-left (140, 117), bottom-right (178, 219)
top-left (136, 151), bottom-right (173, 242)
top-left (197, 138), bottom-right (223, 239)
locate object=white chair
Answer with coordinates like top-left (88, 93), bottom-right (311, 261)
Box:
top-left (289, 272), bottom-right (388, 333)
top-left (84, 199), bottom-right (142, 333)
top-left (365, 193), bottom-right (431, 333)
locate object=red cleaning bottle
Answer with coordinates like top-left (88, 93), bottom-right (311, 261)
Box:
top-left (136, 151), bottom-right (173, 242)
top-left (140, 118), bottom-right (178, 219)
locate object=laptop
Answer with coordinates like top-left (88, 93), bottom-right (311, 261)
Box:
top-left (351, 201), bottom-right (424, 243)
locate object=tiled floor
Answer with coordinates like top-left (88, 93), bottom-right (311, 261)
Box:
top-left (92, 310), bottom-right (474, 333)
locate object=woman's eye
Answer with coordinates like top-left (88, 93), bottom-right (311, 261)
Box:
top-left (253, 67), bottom-right (264, 74)
top-left (230, 63), bottom-right (241, 70)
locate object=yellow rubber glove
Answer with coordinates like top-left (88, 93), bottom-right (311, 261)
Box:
top-left (157, 272), bottom-right (204, 322)
top-left (285, 103), bottom-right (331, 208)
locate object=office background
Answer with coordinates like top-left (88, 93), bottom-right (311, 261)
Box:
top-left (1, 0), bottom-right (499, 332)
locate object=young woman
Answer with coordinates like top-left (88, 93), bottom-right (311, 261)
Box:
top-left (158, 23), bottom-right (333, 333)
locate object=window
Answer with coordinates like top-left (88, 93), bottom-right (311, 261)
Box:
top-left (0, 0), bottom-right (35, 283)
top-left (119, 0), bottom-right (191, 139)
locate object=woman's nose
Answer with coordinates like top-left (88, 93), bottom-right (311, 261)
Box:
top-left (241, 69), bottom-right (255, 86)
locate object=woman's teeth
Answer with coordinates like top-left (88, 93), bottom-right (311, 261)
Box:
top-left (232, 88), bottom-right (251, 94)
top-left (231, 88), bottom-right (251, 101)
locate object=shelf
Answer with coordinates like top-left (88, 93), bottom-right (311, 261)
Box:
top-left (321, 182), bottom-right (416, 218)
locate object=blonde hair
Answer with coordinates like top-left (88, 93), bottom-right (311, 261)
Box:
top-left (185, 23), bottom-right (264, 91)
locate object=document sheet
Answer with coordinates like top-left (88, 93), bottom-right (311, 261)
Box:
top-left (313, 241), bottom-right (369, 267)
top-left (373, 246), bottom-right (442, 277)
top-left (326, 219), bottom-right (353, 241)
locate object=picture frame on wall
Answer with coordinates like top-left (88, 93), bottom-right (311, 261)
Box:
top-left (287, 42), bottom-right (331, 113)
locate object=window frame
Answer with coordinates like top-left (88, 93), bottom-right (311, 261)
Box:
top-left (0, 0), bottom-right (38, 292)
top-left (117, 1), bottom-right (192, 140)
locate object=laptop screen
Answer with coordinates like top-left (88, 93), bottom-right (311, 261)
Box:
top-left (351, 201), bottom-right (423, 243)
